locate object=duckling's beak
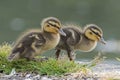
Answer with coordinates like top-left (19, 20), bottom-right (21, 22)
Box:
top-left (99, 37), bottom-right (106, 44)
top-left (58, 29), bottom-right (66, 36)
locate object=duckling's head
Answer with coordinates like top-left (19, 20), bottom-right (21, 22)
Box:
top-left (41, 17), bottom-right (66, 36)
top-left (84, 24), bottom-right (106, 44)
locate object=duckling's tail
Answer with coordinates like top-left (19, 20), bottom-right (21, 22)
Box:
top-left (7, 51), bottom-right (20, 61)
top-left (8, 48), bottom-right (23, 61)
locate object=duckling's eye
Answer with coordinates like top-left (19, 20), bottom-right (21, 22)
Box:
top-left (89, 32), bottom-right (93, 35)
top-left (48, 23), bottom-right (60, 29)
top-left (47, 24), bottom-right (50, 27)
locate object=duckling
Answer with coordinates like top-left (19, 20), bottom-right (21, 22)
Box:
top-left (8, 17), bottom-right (66, 61)
top-left (55, 24), bottom-right (106, 61)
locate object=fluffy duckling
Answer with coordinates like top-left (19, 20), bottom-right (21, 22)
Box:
top-left (8, 17), bottom-right (66, 61)
top-left (55, 24), bottom-right (106, 61)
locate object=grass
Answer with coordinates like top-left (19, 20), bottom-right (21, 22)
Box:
top-left (0, 43), bottom-right (92, 76)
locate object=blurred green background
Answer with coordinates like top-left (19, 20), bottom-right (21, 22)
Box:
top-left (0, 0), bottom-right (120, 59)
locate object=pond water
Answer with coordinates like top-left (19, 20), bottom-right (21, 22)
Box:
top-left (76, 59), bottom-right (120, 78)
top-left (79, 59), bottom-right (120, 72)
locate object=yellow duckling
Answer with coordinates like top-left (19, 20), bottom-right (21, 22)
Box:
top-left (55, 24), bottom-right (106, 61)
top-left (8, 17), bottom-right (66, 61)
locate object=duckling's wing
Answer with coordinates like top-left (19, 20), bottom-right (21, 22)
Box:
top-left (8, 32), bottom-right (46, 61)
top-left (61, 27), bottom-right (82, 46)
top-left (30, 32), bottom-right (46, 48)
